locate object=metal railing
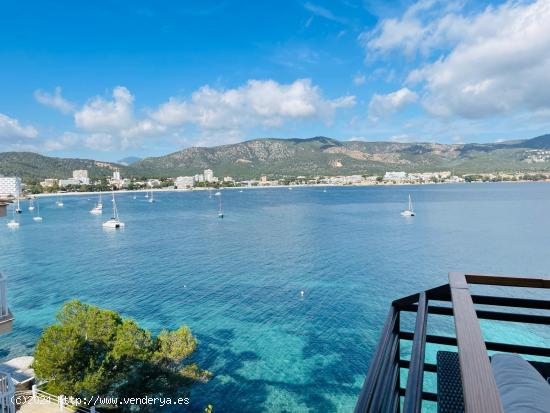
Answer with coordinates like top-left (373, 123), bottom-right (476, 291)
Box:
top-left (354, 273), bottom-right (550, 413)
top-left (0, 373), bottom-right (15, 413)
top-left (0, 273), bottom-right (9, 320)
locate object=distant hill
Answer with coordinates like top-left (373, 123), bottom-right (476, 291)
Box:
top-left (2, 134), bottom-right (550, 181)
top-left (0, 152), bottom-right (121, 181)
top-left (117, 156), bottom-right (141, 166)
top-left (129, 134), bottom-right (550, 178)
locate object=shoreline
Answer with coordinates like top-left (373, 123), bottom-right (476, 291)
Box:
top-left (30, 179), bottom-right (550, 198)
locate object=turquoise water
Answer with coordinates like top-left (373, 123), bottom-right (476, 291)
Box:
top-left (1, 183), bottom-right (550, 412)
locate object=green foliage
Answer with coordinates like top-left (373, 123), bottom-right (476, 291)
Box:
top-left (0, 152), bottom-right (121, 181)
top-left (5, 135), bottom-right (550, 182)
top-left (33, 300), bottom-right (210, 410)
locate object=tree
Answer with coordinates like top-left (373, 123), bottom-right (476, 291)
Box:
top-left (33, 300), bottom-right (211, 411)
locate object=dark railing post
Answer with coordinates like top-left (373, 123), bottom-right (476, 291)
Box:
top-left (354, 306), bottom-right (398, 413)
top-left (403, 292), bottom-right (428, 413)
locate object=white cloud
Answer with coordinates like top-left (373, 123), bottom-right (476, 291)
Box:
top-left (360, 0), bottom-right (465, 57)
top-left (409, 0), bottom-right (550, 119)
top-left (37, 80), bottom-right (354, 151)
top-left (34, 87), bottom-right (75, 114)
top-left (151, 79), bottom-right (355, 130)
top-left (353, 73), bottom-right (366, 85)
top-left (364, 0), bottom-right (550, 120)
top-left (368, 88), bottom-right (418, 120)
top-left (0, 113), bottom-right (38, 142)
top-left (303, 2), bottom-right (348, 25)
top-left (42, 132), bottom-right (80, 151)
top-left (75, 86), bottom-right (135, 132)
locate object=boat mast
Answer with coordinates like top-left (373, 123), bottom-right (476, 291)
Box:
top-left (112, 193), bottom-right (118, 220)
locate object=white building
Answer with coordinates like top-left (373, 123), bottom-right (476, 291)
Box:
top-left (204, 169), bottom-right (214, 183)
top-left (175, 176), bottom-right (195, 189)
top-left (113, 168), bottom-right (121, 181)
top-left (384, 171), bottom-right (407, 181)
top-left (71, 169), bottom-right (90, 185)
top-left (40, 178), bottom-right (58, 188)
top-left (223, 176), bottom-right (234, 183)
top-left (58, 178), bottom-right (84, 187)
top-left (0, 177), bottom-right (22, 197)
top-left (147, 179), bottom-right (161, 188)
top-left (194, 174), bottom-right (204, 183)
top-left (73, 170), bottom-right (88, 179)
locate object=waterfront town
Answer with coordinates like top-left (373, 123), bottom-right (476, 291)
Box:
top-left (2, 168), bottom-right (550, 199)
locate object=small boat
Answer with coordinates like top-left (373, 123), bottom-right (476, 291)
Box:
top-left (215, 191), bottom-right (224, 218)
top-left (103, 193), bottom-right (125, 229)
top-left (148, 191), bottom-right (155, 203)
top-left (401, 194), bottom-right (415, 217)
top-left (56, 194), bottom-right (64, 207)
top-left (133, 195), bottom-right (137, 200)
top-left (323, 189), bottom-right (327, 193)
top-left (15, 197), bottom-right (22, 214)
top-left (33, 201), bottom-right (43, 221)
top-left (7, 219), bottom-right (19, 228)
top-left (7, 208), bottom-right (19, 228)
top-left (145, 192), bottom-right (149, 198)
top-left (90, 193), bottom-right (103, 215)
top-left (239, 190), bottom-right (243, 193)
top-left (28, 199), bottom-right (35, 211)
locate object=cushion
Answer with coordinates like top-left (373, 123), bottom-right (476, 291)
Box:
top-left (491, 353), bottom-right (550, 412)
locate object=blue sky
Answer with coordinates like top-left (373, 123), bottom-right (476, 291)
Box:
top-left (1, 0), bottom-right (549, 161)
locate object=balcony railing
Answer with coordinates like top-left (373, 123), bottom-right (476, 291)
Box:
top-left (354, 272), bottom-right (550, 413)
top-left (0, 272), bottom-right (13, 334)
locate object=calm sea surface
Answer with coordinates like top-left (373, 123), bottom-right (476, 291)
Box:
top-left (1, 183), bottom-right (550, 412)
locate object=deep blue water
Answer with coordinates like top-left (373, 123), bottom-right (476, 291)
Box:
top-left (1, 183), bottom-right (549, 412)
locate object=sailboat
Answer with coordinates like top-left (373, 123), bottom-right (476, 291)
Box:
top-left (103, 193), bottom-right (125, 228)
top-left (33, 201), bottom-right (43, 221)
top-left (215, 191), bottom-right (223, 218)
top-left (90, 192), bottom-right (103, 214)
top-left (148, 191), bottom-right (155, 203)
top-left (7, 207), bottom-right (19, 228)
top-left (145, 191), bottom-right (149, 198)
top-left (56, 194), bottom-right (64, 207)
top-left (401, 194), bottom-right (415, 217)
top-left (28, 198), bottom-right (35, 211)
top-left (15, 197), bottom-right (22, 214)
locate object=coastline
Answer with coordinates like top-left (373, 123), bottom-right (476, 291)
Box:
top-left (30, 179), bottom-right (550, 199)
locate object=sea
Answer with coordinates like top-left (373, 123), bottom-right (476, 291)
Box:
top-left (1, 183), bottom-right (549, 412)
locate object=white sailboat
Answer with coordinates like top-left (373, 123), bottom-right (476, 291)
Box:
top-left (145, 191), bottom-right (149, 198)
top-left (7, 207), bottom-right (19, 228)
top-left (15, 197), bottom-right (22, 214)
top-left (401, 194), bottom-right (415, 217)
top-left (56, 194), bottom-right (64, 207)
top-left (33, 201), bottom-right (43, 221)
top-left (103, 193), bottom-right (125, 228)
top-left (28, 198), bottom-right (35, 211)
top-left (148, 191), bottom-right (155, 203)
top-left (90, 192), bottom-right (103, 214)
top-left (215, 191), bottom-right (223, 218)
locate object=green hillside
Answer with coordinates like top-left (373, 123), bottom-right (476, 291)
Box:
top-left (2, 134), bottom-right (550, 181)
top-left (0, 152), bottom-right (121, 181)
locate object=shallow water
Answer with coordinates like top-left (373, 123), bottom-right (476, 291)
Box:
top-left (1, 183), bottom-right (549, 412)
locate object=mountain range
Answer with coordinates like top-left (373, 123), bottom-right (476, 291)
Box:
top-left (1, 134), bottom-right (550, 181)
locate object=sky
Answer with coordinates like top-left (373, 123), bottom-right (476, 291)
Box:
top-left (1, 0), bottom-right (550, 161)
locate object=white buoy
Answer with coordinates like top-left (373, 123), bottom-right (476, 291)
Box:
top-left (300, 290), bottom-right (305, 297)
